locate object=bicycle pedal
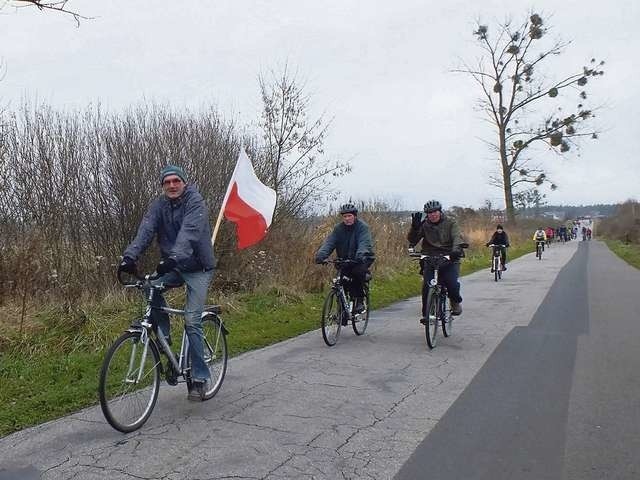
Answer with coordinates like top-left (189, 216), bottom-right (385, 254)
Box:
top-left (165, 364), bottom-right (178, 386)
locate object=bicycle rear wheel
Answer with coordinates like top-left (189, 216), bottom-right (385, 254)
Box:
top-left (321, 290), bottom-right (342, 346)
top-left (200, 314), bottom-right (228, 400)
top-left (99, 330), bottom-right (161, 433)
top-left (352, 287), bottom-right (370, 336)
top-left (441, 294), bottom-right (454, 337)
top-left (424, 289), bottom-right (438, 349)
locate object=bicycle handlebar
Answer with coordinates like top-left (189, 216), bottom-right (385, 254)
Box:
top-left (488, 244), bottom-right (507, 247)
top-left (117, 269), bottom-right (163, 288)
top-left (409, 252), bottom-right (451, 261)
top-left (322, 258), bottom-right (360, 266)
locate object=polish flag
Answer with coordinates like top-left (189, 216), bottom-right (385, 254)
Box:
top-left (220, 148), bottom-right (277, 249)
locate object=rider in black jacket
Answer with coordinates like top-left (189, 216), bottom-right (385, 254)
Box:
top-left (486, 224), bottom-right (510, 271)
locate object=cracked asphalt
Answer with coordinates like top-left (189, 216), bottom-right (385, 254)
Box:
top-left (0, 241), bottom-right (581, 479)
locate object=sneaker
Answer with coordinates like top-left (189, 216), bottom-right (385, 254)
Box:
top-left (419, 316), bottom-right (428, 325)
top-left (451, 302), bottom-right (462, 316)
top-left (490, 268), bottom-right (495, 273)
top-left (187, 380), bottom-right (207, 401)
top-left (502, 265), bottom-right (507, 271)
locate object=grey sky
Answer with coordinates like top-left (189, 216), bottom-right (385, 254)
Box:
top-left (2, 0), bottom-right (638, 210)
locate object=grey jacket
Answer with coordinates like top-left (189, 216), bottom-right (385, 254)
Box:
top-left (315, 219), bottom-right (375, 263)
top-left (124, 185), bottom-right (216, 272)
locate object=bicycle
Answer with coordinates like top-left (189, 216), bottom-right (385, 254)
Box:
top-left (410, 244), bottom-right (467, 349)
top-left (99, 271), bottom-right (228, 433)
top-left (535, 240), bottom-right (545, 260)
top-left (320, 259), bottom-right (371, 346)
top-left (488, 244), bottom-right (506, 281)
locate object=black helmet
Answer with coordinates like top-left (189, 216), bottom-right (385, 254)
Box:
top-left (339, 203), bottom-right (358, 215)
top-left (423, 200), bottom-right (442, 213)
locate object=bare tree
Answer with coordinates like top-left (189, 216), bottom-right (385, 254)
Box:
top-left (259, 66), bottom-right (349, 218)
top-left (9, 1), bottom-right (89, 25)
top-left (456, 12), bottom-right (604, 223)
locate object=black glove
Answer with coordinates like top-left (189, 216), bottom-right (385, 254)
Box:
top-left (118, 257), bottom-right (137, 275)
top-left (315, 257), bottom-right (328, 265)
top-left (411, 212), bottom-right (423, 229)
top-left (155, 258), bottom-right (177, 275)
top-left (449, 249), bottom-right (462, 261)
top-left (485, 242), bottom-right (490, 247)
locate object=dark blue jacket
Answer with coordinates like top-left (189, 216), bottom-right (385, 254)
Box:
top-left (124, 185), bottom-right (216, 272)
top-left (315, 219), bottom-right (375, 263)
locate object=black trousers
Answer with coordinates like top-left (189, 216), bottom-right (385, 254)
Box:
top-left (340, 260), bottom-right (373, 299)
top-left (421, 262), bottom-right (462, 316)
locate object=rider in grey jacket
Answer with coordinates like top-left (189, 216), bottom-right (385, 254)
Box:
top-left (119, 165), bottom-right (215, 402)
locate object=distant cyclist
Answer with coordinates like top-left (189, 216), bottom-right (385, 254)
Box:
top-left (533, 227), bottom-right (547, 250)
top-left (486, 224), bottom-right (510, 271)
top-left (315, 203), bottom-right (375, 314)
top-left (558, 225), bottom-right (568, 242)
top-left (545, 226), bottom-right (554, 244)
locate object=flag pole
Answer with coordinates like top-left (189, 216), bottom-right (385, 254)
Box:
top-left (211, 146), bottom-right (243, 247)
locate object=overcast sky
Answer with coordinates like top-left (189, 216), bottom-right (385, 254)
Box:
top-left (1, 0), bottom-right (638, 210)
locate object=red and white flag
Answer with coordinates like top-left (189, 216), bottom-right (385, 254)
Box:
top-left (218, 148), bottom-right (276, 249)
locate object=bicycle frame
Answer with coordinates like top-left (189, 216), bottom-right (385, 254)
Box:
top-left (331, 275), bottom-right (352, 317)
top-left (126, 279), bottom-right (194, 381)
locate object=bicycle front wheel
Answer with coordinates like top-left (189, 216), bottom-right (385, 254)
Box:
top-left (352, 287), bottom-right (370, 336)
top-left (99, 331), bottom-right (161, 433)
top-left (494, 257), bottom-right (499, 282)
top-left (441, 294), bottom-right (453, 337)
top-left (200, 315), bottom-right (228, 400)
top-left (321, 290), bottom-right (342, 346)
top-left (424, 289), bottom-right (438, 349)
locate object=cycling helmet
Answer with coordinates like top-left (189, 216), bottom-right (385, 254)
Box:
top-left (339, 203), bottom-right (358, 215)
top-left (423, 200), bottom-right (442, 213)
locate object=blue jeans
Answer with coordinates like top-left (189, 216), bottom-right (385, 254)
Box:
top-left (147, 269), bottom-right (214, 382)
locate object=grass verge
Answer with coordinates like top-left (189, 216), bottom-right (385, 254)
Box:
top-left (604, 239), bottom-right (640, 270)
top-left (0, 243), bottom-right (534, 437)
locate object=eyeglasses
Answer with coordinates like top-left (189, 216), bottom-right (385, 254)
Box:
top-left (163, 178), bottom-right (183, 186)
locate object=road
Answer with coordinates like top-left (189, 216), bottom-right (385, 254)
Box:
top-left (1, 240), bottom-right (638, 479)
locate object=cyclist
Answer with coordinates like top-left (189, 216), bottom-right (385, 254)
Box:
top-left (545, 226), bottom-right (554, 244)
top-left (558, 225), bottom-right (567, 242)
top-left (408, 200), bottom-right (465, 320)
top-left (587, 227), bottom-right (592, 240)
top-left (485, 224), bottom-right (510, 271)
top-left (314, 203), bottom-right (375, 316)
top-left (533, 226), bottom-right (547, 251)
top-left (117, 165), bottom-right (215, 401)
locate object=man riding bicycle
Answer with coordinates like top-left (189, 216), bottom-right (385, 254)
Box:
top-left (486, 224), bottom-right (510, 271)
top-left (314, 203), bottom-right (375, 315)
top-left (408, 200), bottom-right (466, 319)
top-left (117, 165), bottom-right (215, 401)
top-left (533, 227), bottom-right (547, 249)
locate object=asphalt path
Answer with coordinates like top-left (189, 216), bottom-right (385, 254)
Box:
top-left (1, 240), bottom-right (635, 479)
top-left (396, 240), bottom-right (640, 480)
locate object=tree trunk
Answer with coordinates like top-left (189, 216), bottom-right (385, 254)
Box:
top-left (499, 128), bottom-right (516, 223)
